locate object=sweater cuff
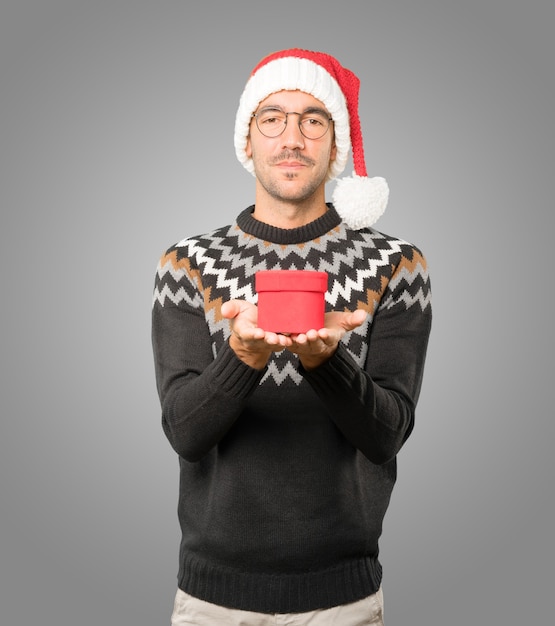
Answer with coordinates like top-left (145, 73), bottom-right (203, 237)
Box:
top-left (212, 340), bottom-right (266, 397)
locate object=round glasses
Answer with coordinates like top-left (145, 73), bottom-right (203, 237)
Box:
top-left (252, 108), bottom-right (333, 140)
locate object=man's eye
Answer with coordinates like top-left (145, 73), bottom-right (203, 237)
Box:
top-left (302, 115), bottom-right (326, 127)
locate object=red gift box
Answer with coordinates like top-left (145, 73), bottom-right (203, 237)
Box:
top-left (255, 270), bottom-right (328, 334)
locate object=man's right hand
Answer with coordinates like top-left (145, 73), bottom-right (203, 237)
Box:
top-left (221, 300), bottom-right (291, 369)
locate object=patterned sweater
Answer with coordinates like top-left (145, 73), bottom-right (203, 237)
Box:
top-left (151, 205), bottom-right (432, 613)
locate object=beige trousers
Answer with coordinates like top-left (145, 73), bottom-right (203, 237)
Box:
top-left (170, 586), bottom-right (384, 626)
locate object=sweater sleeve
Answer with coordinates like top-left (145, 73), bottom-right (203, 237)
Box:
top-left (151, 251), bottom-right (265, 462)
top-left (300, 247), bottom-right (432, 465)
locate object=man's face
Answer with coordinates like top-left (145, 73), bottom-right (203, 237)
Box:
top-left (246, 90), bottom-right (336, 205)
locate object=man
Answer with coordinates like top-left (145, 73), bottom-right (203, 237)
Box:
top-left (152, 49), bottom-right (432, 625)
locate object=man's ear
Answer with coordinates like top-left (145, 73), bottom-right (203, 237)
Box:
top-left (246, 135), bottom-right (252, 158)
top-left (330, 139), bottom-right (337, 162)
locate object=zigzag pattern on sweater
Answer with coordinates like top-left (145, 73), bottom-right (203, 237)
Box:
top-left (153, 220), bottom-right (431, 385)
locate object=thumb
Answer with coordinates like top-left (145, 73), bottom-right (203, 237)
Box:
top-left (345, 308), bottom-right (368, 330)
top-left (221, 300), bottom-right (242, 320)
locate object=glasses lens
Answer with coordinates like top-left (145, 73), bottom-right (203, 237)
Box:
top-left (255, 110), bottom-right (287, 137)
top-left (299, 112), bottom-right (331, 139)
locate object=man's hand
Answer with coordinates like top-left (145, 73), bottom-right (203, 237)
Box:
top-left (287, 309), bottom-right (368, 370)
top-left (222, 301), bottom-right (367, 371)
top-left (221, 300), bottom-right (291, 370)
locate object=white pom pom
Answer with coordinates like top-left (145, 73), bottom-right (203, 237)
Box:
top-left (332, 175), bottom-right (389, 229)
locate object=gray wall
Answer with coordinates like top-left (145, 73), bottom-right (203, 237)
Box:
top-left (1, 1), bottom-right (553, 623)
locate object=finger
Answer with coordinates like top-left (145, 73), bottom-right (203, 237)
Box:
top-left (251, 327), bottom-right (266, 340)
top-left (274, 333), bottom-right (293, 347)
top-left (290, 332), bottom-right (313, 345)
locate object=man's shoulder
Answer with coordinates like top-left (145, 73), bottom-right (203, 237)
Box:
top-left (159, 221), bottom-right (238, 259)
top-left (176, 222), bottom-right (234, 248)
top-left (354, 226), bottom-right (426, 259)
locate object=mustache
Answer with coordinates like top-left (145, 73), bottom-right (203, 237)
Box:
top-left (270, 150), bottom-right (315, 166)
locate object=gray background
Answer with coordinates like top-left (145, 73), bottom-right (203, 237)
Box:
top-left (1, 1), bottom-right (553, 624)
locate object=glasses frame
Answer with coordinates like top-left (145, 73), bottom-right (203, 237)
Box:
top-left (251, 109), bottom-right (333, 140)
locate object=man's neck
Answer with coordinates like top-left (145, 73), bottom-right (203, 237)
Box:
top-left (252, 193), bottom-right (328, 229)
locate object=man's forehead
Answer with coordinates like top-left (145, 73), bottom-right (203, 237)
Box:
top-left (256, 89), bottom-right (328, 111)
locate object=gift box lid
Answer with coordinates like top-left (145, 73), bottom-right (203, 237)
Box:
top-left (255, 270), bottom-right (328, 293)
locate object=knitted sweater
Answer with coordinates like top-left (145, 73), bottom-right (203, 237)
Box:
top-left (151, 205), bottom-right (432, 613)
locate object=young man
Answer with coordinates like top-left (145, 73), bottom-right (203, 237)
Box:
top-left (152, 49), bottom-right (432, 625)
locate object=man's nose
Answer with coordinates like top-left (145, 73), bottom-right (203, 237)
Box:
top-left (281, 113), bottom-right (305, 149)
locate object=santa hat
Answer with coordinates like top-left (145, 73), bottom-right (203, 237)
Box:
top-left (234, 48), bottom-right (389, 229)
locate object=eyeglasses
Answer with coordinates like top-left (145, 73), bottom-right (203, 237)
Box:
top-left (252, 107), bottom-right (333, 140)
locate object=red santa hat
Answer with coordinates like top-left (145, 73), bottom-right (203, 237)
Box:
top-left (234, 48), bottom-right (389, 229)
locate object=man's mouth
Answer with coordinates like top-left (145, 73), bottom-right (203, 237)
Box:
top-left (271, 151), bottom-right (314, 168)
top-left (276, 161), bottom-right (306, 168)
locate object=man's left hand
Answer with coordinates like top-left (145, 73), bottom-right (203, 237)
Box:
top-left (287, 309), bottom-right (368, 370)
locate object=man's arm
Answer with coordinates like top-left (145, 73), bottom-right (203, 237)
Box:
top-left (152, 299), bottom-right (267, 462)
top-left (295, 251), bottom-right (432, 464)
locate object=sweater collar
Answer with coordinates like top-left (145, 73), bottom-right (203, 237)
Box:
top-left (236, 204), bottom-right (342, 245)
